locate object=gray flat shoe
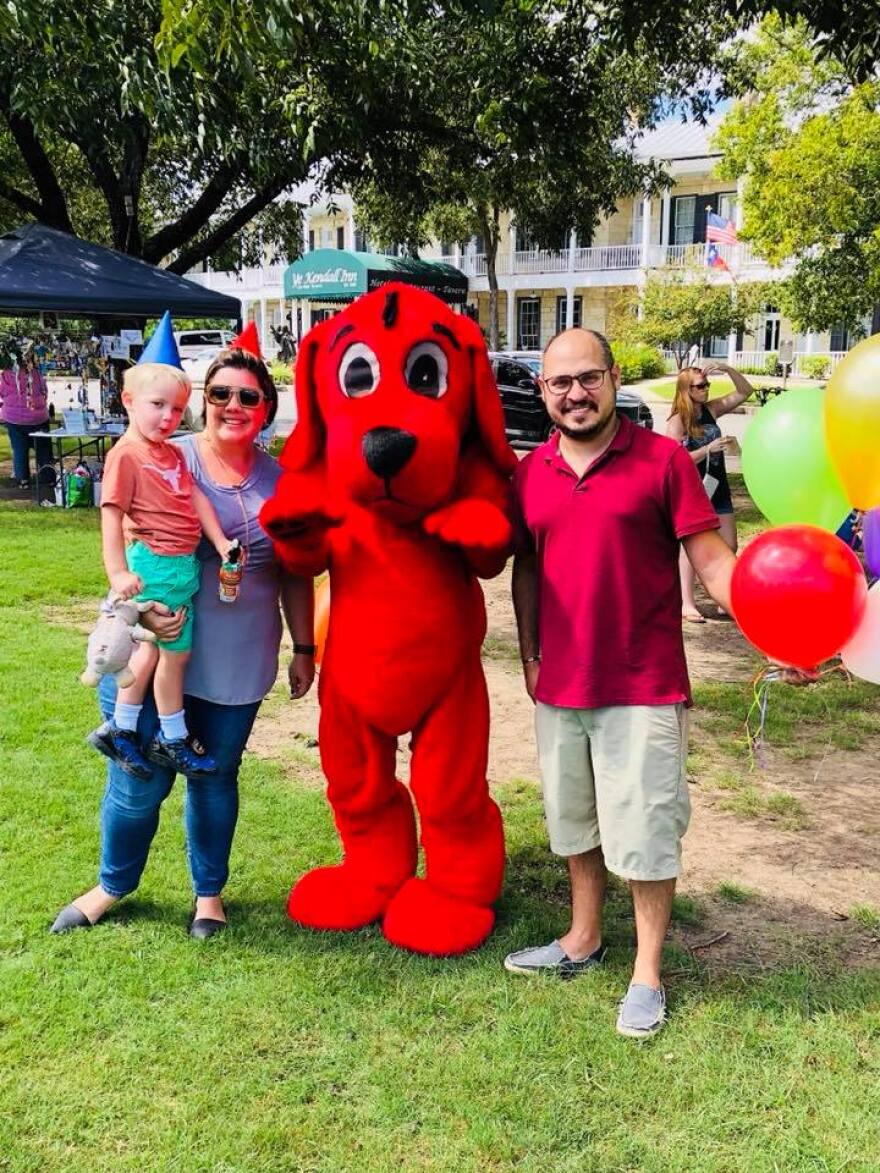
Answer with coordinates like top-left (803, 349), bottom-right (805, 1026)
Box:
top-left (616, 983), bottom-right (667, 1038)
top-left (50, 904), bottom-right (93, 934)
top-left (503, 939), bottom-right (606, 978)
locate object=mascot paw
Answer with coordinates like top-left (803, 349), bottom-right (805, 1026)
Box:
top-left (422, 498), bottom-right (512, 552)
top-left (382, 878), bottom-right (496, 956)
top-left (287, 865), bottom-right (396, 931)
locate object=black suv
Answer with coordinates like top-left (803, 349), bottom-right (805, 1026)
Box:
top-left (489, 352), bottom-right (654, 449)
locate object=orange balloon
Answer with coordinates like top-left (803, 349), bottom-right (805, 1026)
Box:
top-left (314, 578), bottom-right (330, 667)
top-left (825, 333), bottom-right (880, 509)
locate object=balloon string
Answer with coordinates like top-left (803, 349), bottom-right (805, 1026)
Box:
top-left (744, 661), bottom-right (850, 769)
top-left (745, 668), bottom-right (780, 769)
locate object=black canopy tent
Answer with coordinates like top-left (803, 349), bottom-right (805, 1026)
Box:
top-left (0, 223), bottom-right (241, 320)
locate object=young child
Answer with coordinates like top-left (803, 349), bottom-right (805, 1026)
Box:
top-left (88, 350), bottom-right (234, 780)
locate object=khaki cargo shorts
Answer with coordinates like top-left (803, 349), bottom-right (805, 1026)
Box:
top-left (535, 701), bottom-right (691, 881)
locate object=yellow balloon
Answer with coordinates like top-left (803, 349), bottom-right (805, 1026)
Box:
top-left (825, 332), bottom-right (880, 509)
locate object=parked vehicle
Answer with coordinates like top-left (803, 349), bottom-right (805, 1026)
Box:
top-left (489, 351), bottom-right (654, 448)
top-left (173, 329), bottom-right (235, 360)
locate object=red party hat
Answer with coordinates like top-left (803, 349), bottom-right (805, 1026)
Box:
top-left (231, 321), bottom-right (261, 359)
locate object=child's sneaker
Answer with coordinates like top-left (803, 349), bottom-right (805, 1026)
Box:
top-left (146, 732), bottom-right (217, 777)
top-left (87, 721), bottom-right (152, 780)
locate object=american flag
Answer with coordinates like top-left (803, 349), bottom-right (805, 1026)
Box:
top-left (706, 210), bottom-right (738, 245)
top-left (707, 243), bottom-right (729, 270)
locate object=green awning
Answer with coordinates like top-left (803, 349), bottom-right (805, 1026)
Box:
top-left (283, 249), bottom-right (468, 304)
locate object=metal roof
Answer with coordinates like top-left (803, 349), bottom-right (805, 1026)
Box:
top-left (633, 115), bottom-right (724, 163)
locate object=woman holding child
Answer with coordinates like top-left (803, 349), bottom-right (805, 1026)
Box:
top-left (52, 340), bottom-right (315, 939)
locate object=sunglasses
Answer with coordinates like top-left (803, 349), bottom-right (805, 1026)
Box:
top-left (205, 384), bottom-right (264, 409)
top-left (691, 380), bottom-right (710, 391)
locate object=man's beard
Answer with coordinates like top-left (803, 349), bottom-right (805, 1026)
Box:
top-left (552, 397), bottom-right (616, 439)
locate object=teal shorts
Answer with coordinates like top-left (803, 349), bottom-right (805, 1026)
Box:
top-left (126, 541), bottom-right (200, 653)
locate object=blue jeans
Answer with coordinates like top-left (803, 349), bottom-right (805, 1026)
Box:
top-left (4, 420), bottom-right (53, 483)
top-left (97, 677), bottom-right (261, 898)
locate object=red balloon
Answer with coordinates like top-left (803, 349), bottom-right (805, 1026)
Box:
top-left (731, 525), bottom-right (867, 669)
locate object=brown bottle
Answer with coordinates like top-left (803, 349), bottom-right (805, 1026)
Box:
top-left (218, 540), bottom-right (243, 604)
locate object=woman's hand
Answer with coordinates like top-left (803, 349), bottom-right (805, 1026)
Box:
top-left (288, 653), bottom-right (315, 699)
top-left (140, 602), bottom-right (187, 642)
top-left (706, 436), bottom-right (731, 455)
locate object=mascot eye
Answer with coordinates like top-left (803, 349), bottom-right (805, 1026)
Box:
top-left (404, 342), bottom-right (448, 398)
top-left (339, 343), bottom-right (380, 398)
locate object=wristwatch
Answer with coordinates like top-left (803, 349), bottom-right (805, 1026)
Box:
top-left (293, 642), bottom-right (317, 656)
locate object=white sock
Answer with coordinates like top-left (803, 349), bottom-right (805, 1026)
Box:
top-left (159, 710), bottom-right (187, 742)
top-left (114, 702), bottom-right (142, 732)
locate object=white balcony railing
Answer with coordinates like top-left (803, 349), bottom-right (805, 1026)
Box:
top-left (187, 241), bottom-right (781, 296)
top-left (734, 350), bottom-right (848, 376)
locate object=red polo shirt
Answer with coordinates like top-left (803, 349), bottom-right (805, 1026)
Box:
top-left (513, 416), bottom-right (719, 709)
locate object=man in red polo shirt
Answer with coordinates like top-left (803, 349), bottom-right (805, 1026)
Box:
top-left (505, 327), bottom-right (736, 1038)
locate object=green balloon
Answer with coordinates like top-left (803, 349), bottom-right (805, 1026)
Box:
top-left (741, 386), bottom-right (852, 531)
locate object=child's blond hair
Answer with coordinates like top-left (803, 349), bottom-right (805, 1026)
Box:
top-left (123, 362), bottom-right (191, 398)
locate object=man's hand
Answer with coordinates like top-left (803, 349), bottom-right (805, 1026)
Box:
top-left (139, 602), bottom-right (187, 643)
top-left (523, 659), bottom-right (540, 702)
top-left (288, 653), bottom-right (315, 699)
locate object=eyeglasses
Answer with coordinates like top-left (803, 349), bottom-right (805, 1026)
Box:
top-left (690, 381), bottom-right (710, 391)
top-left (541, 369), bottom-right (610, 396)
top-left (205, 384), bottom-right (264, 410)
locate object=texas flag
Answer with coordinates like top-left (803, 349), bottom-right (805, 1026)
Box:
top-left (707, 242), bottom-right (730, 270)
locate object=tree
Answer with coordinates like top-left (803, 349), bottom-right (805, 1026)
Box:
top-left (635, 267), bottom-right (766, 368)
top-left (715, 14), bottom-right (880, 334)
top-left (342, 1), bottom-right (734, 349)
top-left (0, 0), bottom-right (429, 273)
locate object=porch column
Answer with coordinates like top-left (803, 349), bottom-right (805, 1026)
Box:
top-left (661, 189), bottom-right (672, 248)
top-left (509, 223), bottom-right (517, 275)
top-left (260, 298), bottom-right (268, 344)
top-left (641, 195), bottom-right (652, 267)
top-left (348, 208), bottom-right (356, 250)
top-left (565, 283), bottom-right (576, 330)
top-left (805, 331), bottom-right (816, 353)
top-left (727, 331), bottom-right (737, 363)
top-left (506, 291), bottom-right (516, 350)
top-left (302, 300), bottom-right (311, 334)
top-left (735, 177), bottom-right (746, 230)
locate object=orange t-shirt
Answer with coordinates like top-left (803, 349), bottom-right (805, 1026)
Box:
top-left (101, 435), bottom-right (201, 555)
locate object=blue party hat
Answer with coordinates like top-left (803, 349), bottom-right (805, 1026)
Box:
top-left (138, 311), bottom-right (182, 368)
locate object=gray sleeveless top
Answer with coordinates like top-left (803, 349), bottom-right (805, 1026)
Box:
top-left (176, 434), bottom-right (284, 705)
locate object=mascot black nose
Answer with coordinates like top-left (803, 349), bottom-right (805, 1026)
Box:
top-left (362, 427), bottom-right (417, 480)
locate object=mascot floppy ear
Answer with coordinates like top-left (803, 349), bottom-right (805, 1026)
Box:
top-left (460, 317), bottom-right (518, 476)
top-left (279, 328), bottom-right (325, 473)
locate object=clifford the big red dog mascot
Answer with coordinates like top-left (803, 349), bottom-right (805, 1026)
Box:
top-left (260, 282), bottom-right (517, 955)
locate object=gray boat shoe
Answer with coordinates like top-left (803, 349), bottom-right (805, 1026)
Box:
top-left (503, 939), bottom-right (606, 978)
top-left (616, 983), bottom-right (667, 1038)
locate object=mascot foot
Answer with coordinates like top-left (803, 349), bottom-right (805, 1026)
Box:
top-left (288, 865), bottom-right (398, 931)
top-left (382, 878), bottom-right (495, 956)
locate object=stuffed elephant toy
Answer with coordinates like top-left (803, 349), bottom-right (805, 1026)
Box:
top-left (81, 596), bottom-right (157, 688)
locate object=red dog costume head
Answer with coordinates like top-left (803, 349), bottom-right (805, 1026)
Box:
top-left (280, 282), bottom-right (516, 522)
top-left (262, 283), bottom-right (515, 957)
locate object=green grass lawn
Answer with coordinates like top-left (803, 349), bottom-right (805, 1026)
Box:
top-left (2, 502), bottom-right (880, 1170)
